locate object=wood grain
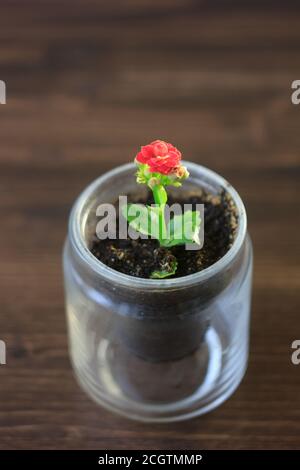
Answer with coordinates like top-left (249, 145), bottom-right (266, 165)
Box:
top-left (0, 0), bottom-right (300, 450)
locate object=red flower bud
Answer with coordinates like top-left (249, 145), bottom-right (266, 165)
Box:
top-left (136, 140), bottom-right (181, 175)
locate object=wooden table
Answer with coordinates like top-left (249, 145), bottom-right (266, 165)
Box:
top-left (0, 1), bottom-right (299, 450)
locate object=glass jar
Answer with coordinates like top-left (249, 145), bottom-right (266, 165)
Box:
top-left (63, 162), bottom-right (253, 422)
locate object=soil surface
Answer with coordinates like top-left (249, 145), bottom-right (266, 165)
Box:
top-left (90, 189), bottom-right (238, 278)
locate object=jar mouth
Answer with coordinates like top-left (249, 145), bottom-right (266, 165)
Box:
top-left (69, 161), bottom-right (247, 291)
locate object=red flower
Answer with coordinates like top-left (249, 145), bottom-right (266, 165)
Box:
top-left (136, 140), bottom-right (181, 175)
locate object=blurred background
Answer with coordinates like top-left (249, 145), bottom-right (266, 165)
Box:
top-left (0, 0), bottom-right (300, 450)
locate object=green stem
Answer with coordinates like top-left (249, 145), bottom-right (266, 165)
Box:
top-left (152, 184), bottom-right (167, 242)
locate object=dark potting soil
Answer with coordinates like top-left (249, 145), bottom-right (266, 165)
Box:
top-left (90, 189), bottom-right (239, 279)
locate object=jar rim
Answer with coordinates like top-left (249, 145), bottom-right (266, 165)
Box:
top-left (69, 161), bottom-right (247, 290)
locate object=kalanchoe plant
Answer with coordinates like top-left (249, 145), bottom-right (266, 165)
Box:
top-left (122, 140), bottom-right (201, 279)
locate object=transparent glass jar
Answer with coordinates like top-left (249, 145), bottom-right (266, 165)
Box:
top-left (63, 162), bottom-right (253, 422)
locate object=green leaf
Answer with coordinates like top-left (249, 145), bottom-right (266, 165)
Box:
top-left (122, 203), bottom-right (160, 239)
top-left (162, 210), bottom-right (201, 247)
top-left (150, 259), bottom-right (178, 279)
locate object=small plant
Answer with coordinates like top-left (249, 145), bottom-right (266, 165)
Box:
top-left (123, 140), bottom-right (201, 278)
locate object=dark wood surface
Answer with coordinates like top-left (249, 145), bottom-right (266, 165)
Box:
top-left (0, 0), bottom-right (300, 450)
